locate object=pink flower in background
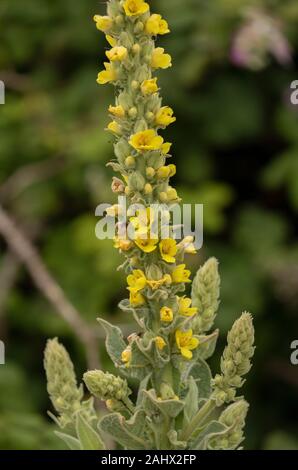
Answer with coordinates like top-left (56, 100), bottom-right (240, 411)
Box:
top-left (231, 9), bottom-right (292, 70)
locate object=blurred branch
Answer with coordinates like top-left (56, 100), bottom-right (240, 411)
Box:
top-left (0, 251), bottom-right (20, 315)
top-left (0, 158), bottom-right (66, 203)
top-left (0, 70), bottom-right (31, 92)
top-left (0, 204), bottom-right (100, 370)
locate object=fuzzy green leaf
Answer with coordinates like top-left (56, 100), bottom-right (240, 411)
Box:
top-left (190, 420), bottom-right (227, 450)
top-left (183, 377), bottom-right (199, 425)
top-left (97, 318), bottom-right (127, 367)
top-left (55, 431), bottom-right (81, 450)
top-left (76, 413), bottom-right (105, 450)
top-left (99, 411), bottom-right (150, 450)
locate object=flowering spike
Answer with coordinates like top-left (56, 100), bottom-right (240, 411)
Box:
top-left (45, 0), bottom-right (255, 450)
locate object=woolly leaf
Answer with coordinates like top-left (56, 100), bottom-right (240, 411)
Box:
top-left (55, 432), bottom-right (81, 450)
top-left (99, 411), bottom-right (150, 450)
top-left (76, 413), bottom-right (105, 450)
top-left (97, 318), bottom-right (127, 367)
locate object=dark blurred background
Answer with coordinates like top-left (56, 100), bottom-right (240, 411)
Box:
top-left (0, 0), bottom-right (298, 450)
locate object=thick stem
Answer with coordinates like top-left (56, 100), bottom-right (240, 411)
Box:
top-left (181, 398), bottom-right (216, 442)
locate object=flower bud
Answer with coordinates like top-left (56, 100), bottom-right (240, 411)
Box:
top-left (83, 370), bottom-right (131, 402)
top-left (131, 80), bottom-right (139, 90)
top-left (128, 107), bottom-right (138, 118)
top-left (125, 156), bottom-right (136, 168)
top-left (146, 167), bottom-right (155, 179)
top-left (159, 192), bottom-right (168, 203)
top-left (144, 183), bottom-right (153, 194)
top-left (191, 257), bottom-right (220, 333)
top-left (128, 172), bottom-right (145, 191)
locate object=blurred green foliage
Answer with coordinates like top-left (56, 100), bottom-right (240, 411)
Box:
top-left (0, 0), bottom-right (298, 449)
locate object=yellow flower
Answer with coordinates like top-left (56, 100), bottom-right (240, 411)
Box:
top-left (109, 105), bottom-right (125, 117)
top-left (127, 269), bottom-right (147, 292)
top-left (130, 208), bottom-right (154, 234)
top-left (106, 46), bottom-right (128, 62)
top-left (151, 48), bottom-right (172, 69)
top-left (107, 120), bottom-right (122, 134)
top-left (121, 348), bottom-right (132, 365)
top-left (175, 329), bottom-right (199, 359)
top-left (161, 142), bottom-right (172, 154)
top-left (97, 62), bottom-right (117, 85)
top-left (156, 106), bottom-right (176, 127)
top-left (156, 166), bottom-right (170, 179)
top-left (141, 78), bottom-right (159, 95)
top-left (114, 238), bottom-right (133, 252)
top-left (129, 130), bottom-right (164, 152)
top-left (172, 264), bottom-right (191, 283)
top-left (167, 187), bottom-right (178, 201)
top-left (106, 35), bottom-right (117, 47)
top-left (129, 289), bottom-right (145, 306)
top-left (155, 336), bottom-right (167, 351)
top-left (123, 0), bottom-right (149, 17)
top-left (93, 15), bottom-right (113, 32)
top-left (178, 296), bottom-right (198, 317)
top-left (145, 14), bottom-right (170, 35)
top-left (159, 239), bottom-right (177, 263)
top-left (168, 164), bottom-right (176, 177)
top-left (135, 237), bottom-right (158, 253)
top-left (106, 204), bottom-right (120, 217)
top-left (160, 306), bottom-right (173, 323)
top-left (178, 236), bottom-right (197, 254)
top-left (146, 274), bottom-right (171, 290)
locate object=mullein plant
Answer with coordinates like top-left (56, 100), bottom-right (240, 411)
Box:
top-left (44, 0), bottom-right (255, 450)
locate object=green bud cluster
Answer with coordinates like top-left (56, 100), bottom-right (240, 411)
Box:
top-left (191, 257), bottom-right (220, 333)
top-left (212, 313), bottom-right (255, 406)
top-left (83, 370), bottom-right (131, 402)
top-left (210, 400), bottom-right (249, 450)
top-left (44, 338), bottom-right (84, 428)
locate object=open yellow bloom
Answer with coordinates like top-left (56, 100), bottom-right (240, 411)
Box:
top-left (145, 14), bottom-right (170, 35)
top-left (97, 62), bottom-right (117, 85)
top-left (114, 238), bottom-right (133, 252)
top-left (123, 0), bottom-right (149, 17)
top-left (106, 46), bottom-right (128, 62)
top-left (178, 296), bottom-right (198, 317)
top-left (151, 48), bottom-right (172, 69)
top-left (109, 105), bottom-right (125, 118)
top-left (135, 237), bottom-right (158, 253)
top-left (129, 130), bottom-right (164, 152)
top-left (155, 336), bottom-right (167, 351)
top-left (161, 142), bottom-right (172, 155)
top-left (172, 264), bottom-right (191, 283)
top-left (146, 274), bottom-right (172, 290)
top-left (175, 329), bottom-right (199, 359)
top-left (121, 348), bottom-right (132, 365)
top-left (159, 239), bottom-right (177, 263)
top-left (129, 289), bottom-right (145, 307)
top-left (127, 269), bottom-right (147, 292)
top-left (106, 35), bottom-right (117, 47)
top-left (93, 15), bottom-right (113, 32)
top-left (141, 78), bottom-right (159, 95)
top-left (178, 236), bottom-right (197, 254)
top-left (160, 306), bottom-right (173, 323)
top-left (130, 207), bottom-right (155, 238)
top-left (107, 120), bottom-right (122, 134)
top-left (156, 107), bottom-right (176, 127)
